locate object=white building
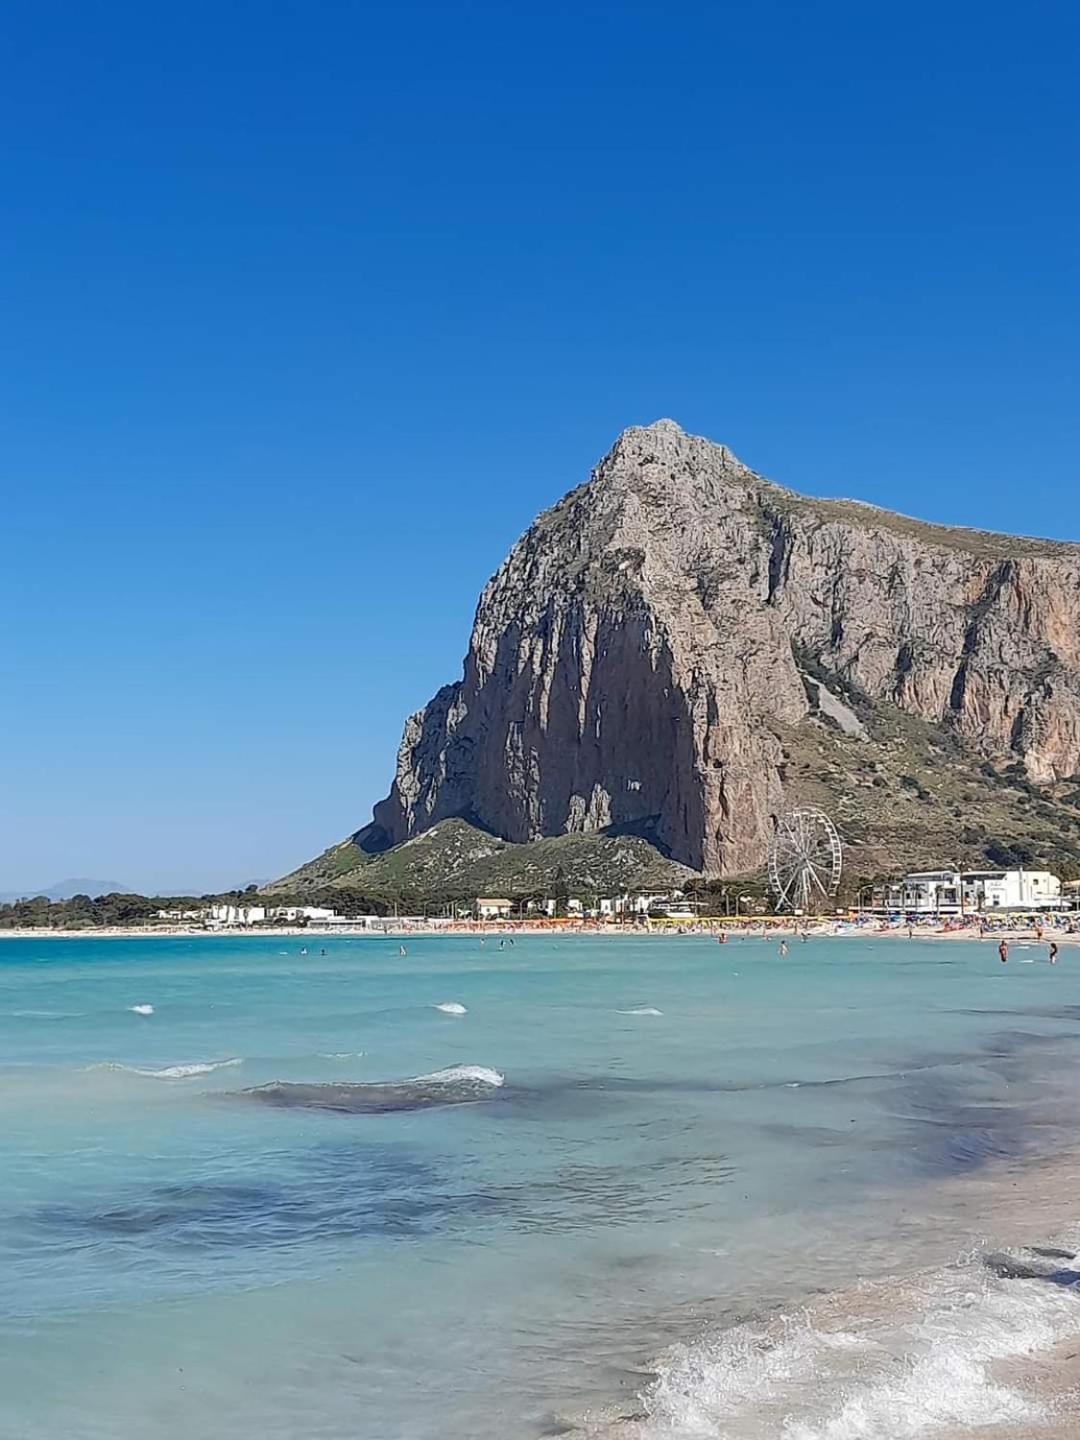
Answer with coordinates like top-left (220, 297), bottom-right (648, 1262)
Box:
top-left (885, 869), bottom-right (1062, 914)
top-left (269, 906), bottom-right (337, 922)
top-left (658, 902), bottom-right (697, 920)
top-left (597, 891), bottom-right (688, 917)
top-left (208, 904), bottom-right (267, 926)
top-left (961, 869), bottom-right (1061, 910)
top-left (891, 870), bottom-right (961, 914)
top-left (476, 898), bottom-right (513, 919)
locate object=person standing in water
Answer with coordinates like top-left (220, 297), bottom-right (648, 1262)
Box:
top-left (999, 939), bottom-right (1009, 963)
top-left (778, 939), bottom-right (789, 956)
top-left (1049, 942), bottom-right (1058, 965)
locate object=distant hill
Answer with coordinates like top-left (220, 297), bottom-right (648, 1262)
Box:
top-left (0, 879), bottom-right (130, 903)
top-left (266, 818), bottom-right (693, 902)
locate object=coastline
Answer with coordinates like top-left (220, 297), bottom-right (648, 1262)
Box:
top-left (1, 920), bottom-right (1078, 942)
top-left (560, 1143), bottom-right (1080, 1440)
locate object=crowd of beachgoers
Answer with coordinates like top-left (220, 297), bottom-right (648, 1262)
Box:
top-left (3, 913), bottom-right (1078, 941)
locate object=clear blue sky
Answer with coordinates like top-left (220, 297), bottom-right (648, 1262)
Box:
top-left (1, 0), bottom-right (1076, 894)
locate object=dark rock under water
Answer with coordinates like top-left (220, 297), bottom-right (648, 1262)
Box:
top-left (234, 1069), bottom-right (505, 1115)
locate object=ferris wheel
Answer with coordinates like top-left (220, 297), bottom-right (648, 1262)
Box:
top-left (767, 807), bottom-right (843, 913)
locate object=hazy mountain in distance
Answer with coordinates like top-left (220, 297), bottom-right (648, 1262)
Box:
top-left (0, 879), bottom-right (131, 903)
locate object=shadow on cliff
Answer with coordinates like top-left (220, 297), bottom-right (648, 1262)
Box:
top-left (598, 816), bottom-right (675, 857)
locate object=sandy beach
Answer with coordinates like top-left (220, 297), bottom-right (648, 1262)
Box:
top-left (2, 918), bottom-right (1079, 943)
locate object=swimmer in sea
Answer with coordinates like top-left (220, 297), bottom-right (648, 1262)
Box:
top-left (399, 944), bottom-right (407, 956)
top-left (999, 939), bottom-right (1009, 964)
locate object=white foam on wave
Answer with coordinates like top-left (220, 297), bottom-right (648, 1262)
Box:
top-left (147, 1059), bottom-right (242, 1079)
top-left (639, 1260), bottom-right (1080, 1440)
top-left (128, 1004), bottom-right (154, 1016)
top-left (10, 1009), bottom-right (83, 1019)
top-left (318, 1051), bottom-right (366, 1060)
top-left (434, 1002), bottom-right (467, 1015)
top-left (89, 1058), bottom-right (242, 1079)
top-left (413, 1065), bottom-right (504, 1087)
top-left (616, 1007), bottom-right (663, 1017)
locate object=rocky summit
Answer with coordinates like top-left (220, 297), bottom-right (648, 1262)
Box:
top-left (282, 422), bottom-right (1080, 892)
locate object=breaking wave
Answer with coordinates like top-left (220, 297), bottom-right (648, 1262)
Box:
top-left (89, 1059), bottom-right (243, 1079)
top-left (581, 1246), bottom-right (1080, 1440)
top-left (616, 1007), bottom-right (664, 1017)
top-left (235, 1064), bottom-right (505, 1114)
top-left (128, 1004), bottom-right (154, 1016)
top-left (419, 1065), bottom-right (503, 1086)
top-left (434, 1002), bottom-right (467, 1015)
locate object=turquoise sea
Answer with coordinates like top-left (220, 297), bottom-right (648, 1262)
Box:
top-left (4, 932), bottom-right (1080, 1439)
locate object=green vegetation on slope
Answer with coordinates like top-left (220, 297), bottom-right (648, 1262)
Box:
top-left (266, 818), bottom-right (694, 906)
top-left (778, 652), bottom-right (1080, 894)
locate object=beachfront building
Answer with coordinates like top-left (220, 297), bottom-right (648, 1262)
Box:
top-left (476, 898), bottom-right (513, 920)
top-left (597, 891), bottom-right (690, 918)
top-left (888, 870), bottom-right (961, 914)
top-left (268, 906), bottom-right (337, 922)
top-left (878, 868), bottom-right (1062, 915)
top-left (960, 869), bottom-right (1061, 910)
top-left (208, 903), bottom-right (267, 926)
top-left (657, 901), bottom-right (697, 920)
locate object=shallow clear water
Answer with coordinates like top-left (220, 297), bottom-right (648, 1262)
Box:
top-left (2, 932), bottom-right (1080, 1438)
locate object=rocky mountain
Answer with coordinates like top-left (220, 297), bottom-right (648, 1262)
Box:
top-left (286, 421), bottom-right (1080, 891)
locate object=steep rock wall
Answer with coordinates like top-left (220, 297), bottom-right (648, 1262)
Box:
top-left (368, 421), bottom-right (1080, 872)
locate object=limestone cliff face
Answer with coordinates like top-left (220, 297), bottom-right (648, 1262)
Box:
top-left (368, 421), bottom-right (1080, 873)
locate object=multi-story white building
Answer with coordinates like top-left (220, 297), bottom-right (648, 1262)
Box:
top-left (881, 868), bottom-right (1062, 914)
